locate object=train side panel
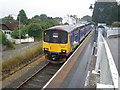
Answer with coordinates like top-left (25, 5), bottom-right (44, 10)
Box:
top-left (69, 25), bottom-right (93, 52)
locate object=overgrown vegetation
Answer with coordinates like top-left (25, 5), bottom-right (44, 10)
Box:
top-left (11, 25), bottom-right (28, 39)
top-left (17, 9), bottom-right (28, 25)
top-left (28, 23), bottom-right (42, 40)
top-left (112, 21), bottom-right (120, 27)
top-left (1, 45), bottom-right (42, 77)
top-left (8, 9), bottom-right (63, 40)
top-left (0, 30), bottom-right (14, 48)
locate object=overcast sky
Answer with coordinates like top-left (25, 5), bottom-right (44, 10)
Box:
top-left (0, 0), bottom-right (119, 19)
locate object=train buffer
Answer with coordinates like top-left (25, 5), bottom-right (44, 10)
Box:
top-left (43, 27), bottom-right (120, 89)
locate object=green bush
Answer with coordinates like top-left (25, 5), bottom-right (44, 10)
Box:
top-left (0, 30), bottom-right (14, 48)
top-left (11, 25), bottom-right (28, 39)
top-left (112, 22), bottom-right (120, 27)
top-left (0, 30), bottom-right (2, 44)
top-left (28, 23), bottom-right (42, 40)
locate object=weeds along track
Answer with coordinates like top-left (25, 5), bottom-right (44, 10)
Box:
top-left (16, 62), bottom-right (62, 89)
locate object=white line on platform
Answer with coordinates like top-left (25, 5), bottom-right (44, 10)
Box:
top-left (84, 71), bottom-right (90, 87)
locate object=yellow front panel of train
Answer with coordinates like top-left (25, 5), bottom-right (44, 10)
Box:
top-left (50, 43), bottom-right (60, 52)
top-left (43, 42), bottom-right (70, 53)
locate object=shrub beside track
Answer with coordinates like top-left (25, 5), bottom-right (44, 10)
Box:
top-left (1, 45), bottom-right (42, 79)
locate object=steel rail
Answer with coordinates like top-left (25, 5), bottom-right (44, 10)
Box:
top-left (15, 62), bottom-right (49, 89)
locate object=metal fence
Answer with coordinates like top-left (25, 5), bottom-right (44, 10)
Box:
top-left (94, 29), bottom-right (119, 89)
top-left (107, 29), bottom-right (120, 38)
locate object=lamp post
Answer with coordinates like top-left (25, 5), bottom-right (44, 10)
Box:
top-left (89, 4), bottom-right (94, 11)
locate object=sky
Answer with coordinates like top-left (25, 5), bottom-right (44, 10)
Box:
top-left (0, 0), bottom-right (119, 19)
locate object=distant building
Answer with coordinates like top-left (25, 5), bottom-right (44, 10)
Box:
top-left (0, 20), bottom-right (19, 40)
top-left (97, 0), bottom-right (117, 2)
top-left (63, 15), bottom-right (81, 24)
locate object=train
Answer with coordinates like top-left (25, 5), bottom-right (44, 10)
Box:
top-left (42, 23), bottom-right (94, 63)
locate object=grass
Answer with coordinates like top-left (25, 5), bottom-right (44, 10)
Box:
top-left (1, 45), bottom-right (42, 78)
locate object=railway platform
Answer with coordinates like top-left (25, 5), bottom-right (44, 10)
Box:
top-left (105, 37), bottom-right (119, 75)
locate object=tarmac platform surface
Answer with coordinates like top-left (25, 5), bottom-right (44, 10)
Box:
top-left (105, 37), bottom-right (119, 75)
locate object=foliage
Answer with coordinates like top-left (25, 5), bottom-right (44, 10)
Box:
top-left (39, 14), bottom-right (48, 21)
top-left (11, 25), bottom-right (28, 39)
top-left (53, 17), bottom-right (63, 24)
top-left (33, 15), bottom-right (40, 19)
top-left (81, 15), bottom-right (92, 22)
top-left (2, 45), bottom-right (42, 76)
top-left (33, 14), bottom-right (63, 24)
top-left (0, 30), bottom-right (2, 44)
top-left (118, 4), bottom-right (120, 22)
top-left (112, 22), bottom-right (120, 27)
top-left (17, 9), bottom-right (28, 25)
top-left (28, 18), bottom-right (42, 24)
top-left (2, 15), bottom-right (14, 23)
top-left (64, 22), bottom-right (69, 25)
top-left (28, 23), bottom-right (42, 39)
top-left (0, 30), bottom-right (14, 48)
top-left (92, 2), bottom-right (118, 25)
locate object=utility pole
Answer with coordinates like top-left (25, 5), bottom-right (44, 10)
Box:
top-left (19, 16), bottom-right (21, 44)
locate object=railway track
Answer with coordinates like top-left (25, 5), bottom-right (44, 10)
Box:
top-left (15, 62), bottom-right (62, 89)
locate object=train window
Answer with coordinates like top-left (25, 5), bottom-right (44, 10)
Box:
top-left (75, 33), bottom-right (79, 42)
top-left (52, 31), bottom-right (59, 43)
top-left (44, 31), bottom-right (51, 42)
top-left (60, 31), bottom-right (67, 44)
top-left (44, 30), bottom-right (68, 44)
top-left (53, 33), bottom-right (58, 38)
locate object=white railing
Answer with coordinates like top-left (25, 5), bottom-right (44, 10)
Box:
top-left (107, 29), bottom-right (120, 38)
top-left (93, 29), bottom-right (119, 89)
top-left (13, 37), bottom-right (34, 44)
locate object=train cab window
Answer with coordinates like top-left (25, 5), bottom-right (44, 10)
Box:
top-left (52, 32), bottom-right (59, 43)
top-left (44, 31), bottom-right (51, 42)
top-left (44, 30), bottom-right (68, 44)
top-left (60, 31), bottom-right (67, 44)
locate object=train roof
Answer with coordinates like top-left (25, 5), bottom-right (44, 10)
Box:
top-left (45, 24), bottom-right (88, 33)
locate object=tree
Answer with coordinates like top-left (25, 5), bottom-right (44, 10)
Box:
top-left (39, 14), bottom-right (48, 21)
top-left (33, 15), bottom-right (40, 19)
top-left (118, 4), bottom-right (120, 21)
top-left (28, 18), bottom-right (42, 24)
top-left (81, 15), bottom-right (92, 22)
top-left (92, 1), bottom-right (118, 25)
top-left (28, 23), bottom-right (42, 39)
top-left (54, 17), bottom-right (63, 24)
top-left (0, 30), bottom-right (14, 48)
top-left (17, 9), bottom-right (28, 25)
top-left (11, 25), bottom-right (28, 39)
top-left (112, 21), bottom-right (120, 27)
top-left (2, 15), bottom-right (14, 23)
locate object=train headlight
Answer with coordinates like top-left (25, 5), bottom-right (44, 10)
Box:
top-left (44, 48), bottom-right (48, 51)
top-left (61, 50), bottom-right (66, 53)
